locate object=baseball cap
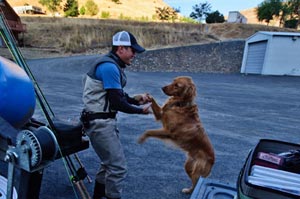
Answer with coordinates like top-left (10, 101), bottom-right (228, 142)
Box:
top-left (112, 31), bottom-right (145, 53)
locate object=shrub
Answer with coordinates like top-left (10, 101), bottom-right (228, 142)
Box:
top-left (284, 19), bottom-right (298, 29)
top-left (79, 6), bottom-right (86, 15)
top-left (85, 0), bottom-right (98, 16)
top-left (101, 11), bottom-right (110, 19)
top-left (179, 16), bottom-right (198, 23)
top-left (111, 0), bottom-right (121, 4)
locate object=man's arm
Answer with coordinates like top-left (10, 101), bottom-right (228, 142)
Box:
top-left (107, 89), bottom-right (144, 114)
top-left (124, 92), bottom-right (140, 105)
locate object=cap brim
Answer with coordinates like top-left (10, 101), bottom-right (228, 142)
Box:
top-left (131, 44), bottom-right (145, 53)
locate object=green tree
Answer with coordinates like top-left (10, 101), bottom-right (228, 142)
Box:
top-left (205, 10), bottom-right (225, 23)
top-left (64, 0), bottom-right (79, 17)
top-left (286, 0), bottom-right (300, 27)
top-left (287, 0), bottom-right (300, 17)
top-left (280, 3), bottom-right (292, 26)
top-left (284, 18), bottom-right (298, 28)
top-left (39, 0), bottom-right (62, 14)
top-left (155, 7), bottom-right (178, 22)
top-left (256, 0), bottom-right (283, 25)
top-left (190, 2), bottom-right (211, 22)
top-left (85, 0), bottom-right (99, 16)
top-left (256, 0), bottom-right (300, 28)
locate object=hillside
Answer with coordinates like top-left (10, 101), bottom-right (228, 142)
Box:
top-left (8, 0), bottom-right (277, 25)
top-left (4, 0), bottom-right (300, 59)
top-left (240, 8), bottom-right (280, 26)
top-left (8, 0), bottom-right (171, 20)
top-left (240, 8), bottom-right (261, 24)
top-left (10, 16), bottom-right (297, 59)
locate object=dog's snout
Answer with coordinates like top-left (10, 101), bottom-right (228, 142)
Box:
top-left (162, 85), bottom-right (170, 95)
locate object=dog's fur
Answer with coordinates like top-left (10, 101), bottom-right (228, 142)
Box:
top-left (138, 76), bottom-right (215, 194)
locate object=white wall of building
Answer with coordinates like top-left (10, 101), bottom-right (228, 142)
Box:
top-left (227, 11), bottom-right (247, 24)
top-left (241, 31), bottom-right (300, 76)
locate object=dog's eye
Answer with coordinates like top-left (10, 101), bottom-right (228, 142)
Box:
top-left (174, 83), bottom-right (182, 88)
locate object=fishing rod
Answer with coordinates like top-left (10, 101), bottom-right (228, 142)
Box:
top-left (0, 11), bottom-right (91, 199)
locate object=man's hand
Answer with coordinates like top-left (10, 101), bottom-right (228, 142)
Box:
top-left (134, 93), bottom-right (152, 105)
top-left (142, 103), bottom-right (152, 114)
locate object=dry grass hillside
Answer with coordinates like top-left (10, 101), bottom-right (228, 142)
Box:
top-left (5, 0), bottom-right (300, 59)
top-left (8, 0), bottom-right (273, 24)
top-left (240, 8), bottom-right (280, 26)
top-left (8, 0), bottom-right (171, 20)
top-left (16, 16), bottom-right (299, 59)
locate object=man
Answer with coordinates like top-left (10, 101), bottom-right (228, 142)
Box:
top-left (81, 31), bottom-right (151, 199)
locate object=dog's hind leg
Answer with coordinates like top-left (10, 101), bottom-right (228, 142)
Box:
top-left (183, 152), bottom-right (213, 194)
top-left (182, 155), bottom-right (205, 194)
top-left (182, 156), bottom-right (196, 194)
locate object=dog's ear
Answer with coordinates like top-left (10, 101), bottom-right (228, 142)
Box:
top-left (183, 84), bottom-right (196, 100)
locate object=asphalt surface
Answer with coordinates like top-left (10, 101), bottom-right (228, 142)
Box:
top-left (8, 55), bottom-right (300, 199)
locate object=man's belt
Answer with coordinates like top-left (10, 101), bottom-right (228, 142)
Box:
top-left (81, 111), bottom-right (116, 122)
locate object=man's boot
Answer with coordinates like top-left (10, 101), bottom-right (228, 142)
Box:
top-left (93, 181), bottom-right (105, 199)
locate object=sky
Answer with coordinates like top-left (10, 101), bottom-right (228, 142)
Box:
top-left (164, 0), bottom-right (264, 17)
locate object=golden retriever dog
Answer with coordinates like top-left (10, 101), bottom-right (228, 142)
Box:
top-left (138, 76), bottom-right (215, 194)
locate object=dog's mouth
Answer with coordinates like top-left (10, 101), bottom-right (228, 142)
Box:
top-left (162, 86), bottom-right (176, 96)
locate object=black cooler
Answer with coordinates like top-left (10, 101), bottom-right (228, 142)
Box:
top-left (237, 139), bottom-right (300, 199)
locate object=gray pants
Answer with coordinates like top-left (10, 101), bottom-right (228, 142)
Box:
top-left (85, 118), bottom-right (127, 198)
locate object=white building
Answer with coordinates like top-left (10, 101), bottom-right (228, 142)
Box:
top-left (241, 31), bottom-right (300, 76)
top-left (13, 5), bottom-right (45, 14)
top-left (227, 11), bottom-right (247, 24)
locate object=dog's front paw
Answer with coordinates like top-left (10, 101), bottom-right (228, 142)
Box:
top-left (150, 96), bottom-right (156, 103)
top-left (138, 134), bottom-right (147, 144)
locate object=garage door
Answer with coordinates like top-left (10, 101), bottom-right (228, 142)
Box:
top-left (245, 40), bottom-right (267, 74)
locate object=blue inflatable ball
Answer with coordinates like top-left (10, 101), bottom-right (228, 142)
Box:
top-left (0, 56), bottom-right (36, 128)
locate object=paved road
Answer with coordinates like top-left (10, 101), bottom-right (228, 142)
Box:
top-left (21, 55), bottom-right (300, 199)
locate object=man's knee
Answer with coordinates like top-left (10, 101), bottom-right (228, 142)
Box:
top-left (114, 164), bottom-right (127, 179)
